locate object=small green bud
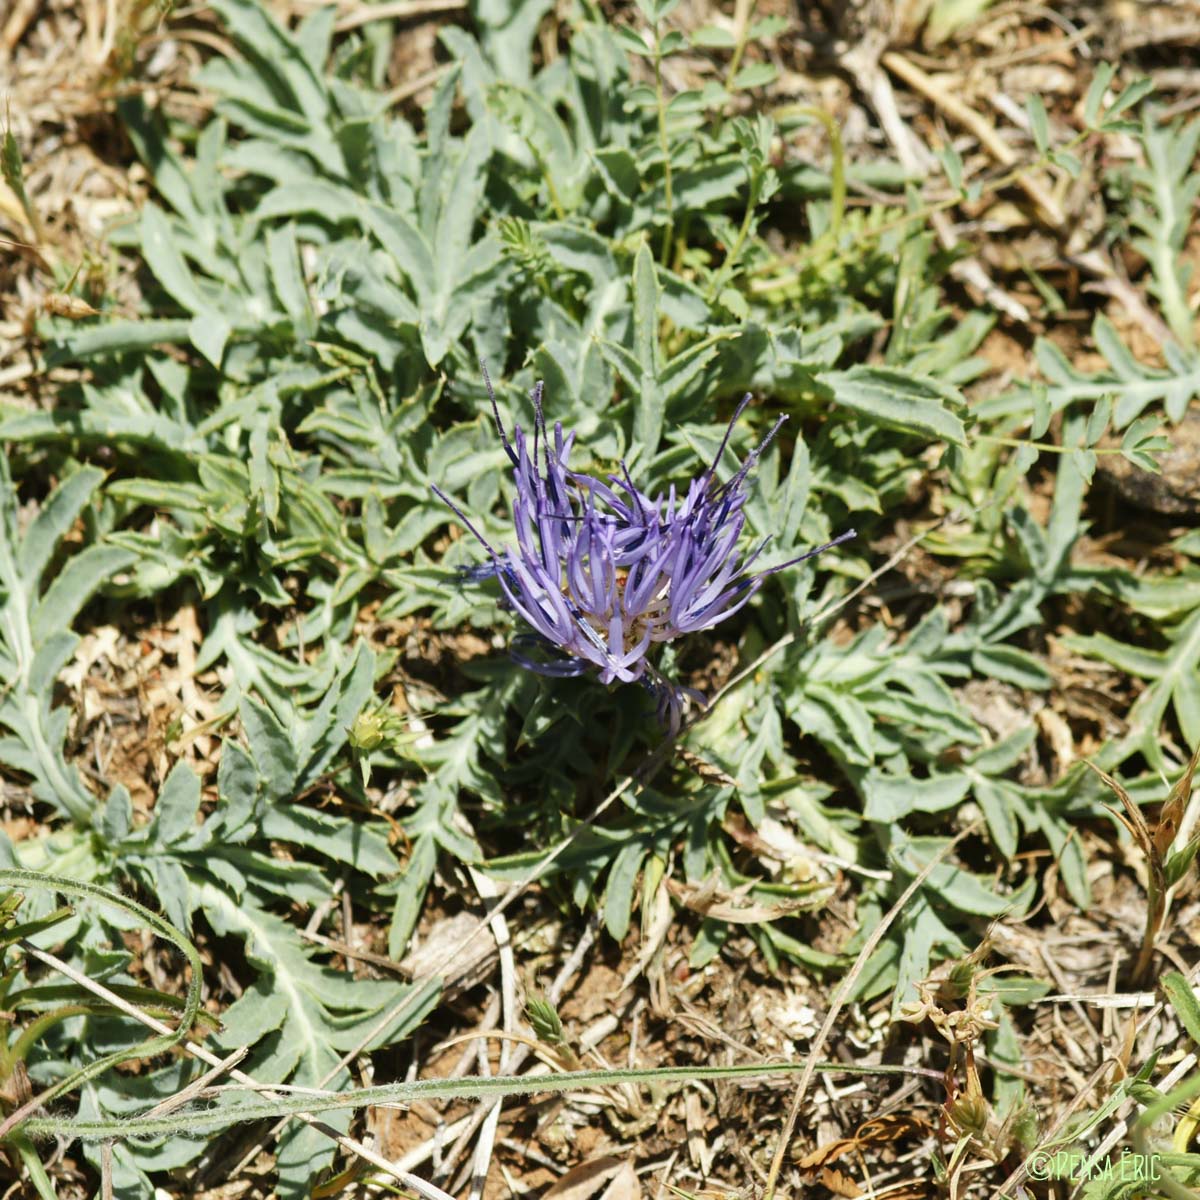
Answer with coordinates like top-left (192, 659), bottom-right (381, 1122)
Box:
top-left (349, 710), bottom-right (387, 752)
top-left (525, 994), bottom-right (565, 1045)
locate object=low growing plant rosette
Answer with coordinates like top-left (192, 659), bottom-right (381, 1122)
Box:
top-left (433, 373), bottom-right (854, 732)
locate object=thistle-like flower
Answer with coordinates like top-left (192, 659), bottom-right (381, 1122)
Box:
top-left (433, 373), bottom-right (854, 733)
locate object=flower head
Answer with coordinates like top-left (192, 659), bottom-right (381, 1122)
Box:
top-left (433, 371), bottom-right (854, 732)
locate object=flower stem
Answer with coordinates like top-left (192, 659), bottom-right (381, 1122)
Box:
top-left (725, 0), bottom-right (757, 86)
top-left (707, 171), bottom-right (759, 302)
top-left (978, 434), bottom-right (1123, 455)
top-left (653, 27), bottom-right (674, 264)
top-left (537, 148), bottom-right (566, 221)
top-left (787, 105), bottom-right (845, 242)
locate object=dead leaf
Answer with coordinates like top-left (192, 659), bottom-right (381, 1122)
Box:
top-left (796, 1138), bottom-right (859, 1170)
top-left (666, 877), bottom-right (813, 924)
top-left (685, 1090), bottom-right (713, 1175)
top-left (797, 1113), bottom-right (934, 1170)
top-left (1088, 761), bottom-right (1165, 897)
top-left (676, 748), bottom-right (738, 788)
top-left (396, 910), bottom-right (497, 1000)
top-left (542, 1157), bottom-right (625, 1200)
top-left (855, 1113), bottom-right (934, 1144)
top-left (1154, 744), bottom-right (1200, 857)
top-left (599, 1161), bottom-right (641, 1200)
top-left (43, 292), bottom-right (98, 318)
top-left (870, 1183), bottom-right (930, 1200)
top-left (819, 1167), bottom-right (863, 1198)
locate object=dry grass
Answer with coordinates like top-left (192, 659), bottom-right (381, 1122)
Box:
top-left (4, 2), bottom-right (1200, 1198)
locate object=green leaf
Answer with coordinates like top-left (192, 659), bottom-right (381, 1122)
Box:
top-left (898, 839), bottom-right (1033, 917)
top-left (1060, 633), bottom-right (1166, 679)
top-left (387, 834), bottom-right (437, 958)
top-left (731, 62), bottom-right (778, 90)
top-left (463, 0), bottom-right (551, 86)
top-left (970, 645), bottom-right (1052, 690)
top-left (612, 25), bottom-right (651, 56)
top-left (1120, 415), bottom-right (1170, 472)
top-left (604, 840), bottom-right (646, 941)
top-left (718, 287), bottom-right (749, 320)
top-left (862, 772), bottom-right (971, 822)
top-left (216, 739), bottom-right (260, 843)
top-left (41, 318), bottom-right (194, 363)
top-left (149, 763), bottom-right (202, 847)
top-left (1084, 395), bottom-right (1111, 447)
top-left (973, 779), bottom-right (1019, 860)
top-left (239, 694), bottom-right (299, 802)
top-left (822, 366), bottom-right (967, 445)
top-left (748, 14), bottom-right (788, 37)
top-left (658, 30), bottom-right (687, 55)
top-left (1084, 63), bottom-right (1116, 128)
top-left (1049, 150), bottom-right (1081, 177)
top-left (198, 881), bottom-right (440, 1194)
top-left (691, 24), bottom-right (736, 48)
top-left (141, 203), bottom-right (208, 314)
top-left (1026, 94), bottom-right (1049, 155)
top-left (1029, 323), bottom-right (1200, 427)
top-left (17, 465), bottom-right (106, 590)
top-left (259, 805), bottom-right (397, 877)
top-left (32, 546), bottom-right (137, 646)
top-left (2, 127), bottom-right (37, 233)
top-left (266, 223), bottom-right (314, 333)
top-left (1031, 386), bottom-right (1051, 439)
top-left (1162, 971), bottom-right (1200, 1044)
top-left (631, 241), bottom-right (664, 459)
top-left (592, 147), bottom-right (639, 202)
top-left (1102, 77), bottom-right (1154, 125)
top-left (209, 0), bottom-right (340, 156)
top-left (188, 313), bottom-right (231, 368)
top-left (891, 894), bottom-right (942, 1015)
top-left (1080, 608), bottom-right (1200, 770)
top-left (939, 143), bottom-right (963, 193)
top-left (966, 726), bottom-right (1036, 777)
top-left (1012, 442), bottom-right (1038, 473)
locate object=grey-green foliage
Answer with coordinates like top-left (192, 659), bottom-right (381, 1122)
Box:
top-left (10, 641), bottom-right (429, 1197)
top-left (1, 2), bottom-right (1195, 1192)
top-left (1127, 106), bottom-right (1200, 351)
top-left (1026, 317), bottom-right (1200, 429)
top-left (0, 458), bottom-right (134, 827)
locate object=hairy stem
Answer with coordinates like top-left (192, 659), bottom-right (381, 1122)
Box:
top-left (653, 30), bottom-right (674, 264)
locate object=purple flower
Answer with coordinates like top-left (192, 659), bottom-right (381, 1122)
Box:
top-left (433, 372), bottom-right (854, 733)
